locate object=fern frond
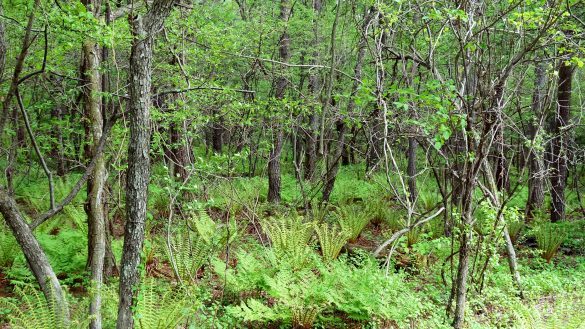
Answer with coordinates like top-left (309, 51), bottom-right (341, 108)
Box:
top-left (334, 204), bottom-right (370, 242)
top-left (315, 223), bottom-right (350, 262)
top-left (135, 279), bottom-right (195, 329)
top-left (167, 209), bottom-right (220, 283)
top-left (260, 216), bottom-right (314, 268)
top-left (1, 285), bottom-right (70, 329)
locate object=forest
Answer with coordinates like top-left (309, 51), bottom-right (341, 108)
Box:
top-left (0, 0), bottom-right (584, 328)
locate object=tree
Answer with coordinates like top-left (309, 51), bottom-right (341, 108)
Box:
top-left (267, 0), bottom-right (291, 204)
top-left (117, 1), bottom-right (178, 327)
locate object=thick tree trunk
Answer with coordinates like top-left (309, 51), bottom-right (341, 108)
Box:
top-left (267, 0), bottom-right (290, 203)
top-left (117, 1), bottom-right (176, 327)
top-left (0, 189), bottom-right (70, 325)
top-left (549, 58), bottom-right (573, 223)
top-left (525, 62), bottom-right (546, 221)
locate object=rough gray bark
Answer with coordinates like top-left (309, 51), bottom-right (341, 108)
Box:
top-left (267, 0), bottom-right (291, 203)
top-left (117, 1), bottom-right (177, 328)
top-left (525, 62), bottom-right (547, 221)
top-left (0, 189), bottom-right (70, 325)
top-left (550, 57), bottom-right (573, 223)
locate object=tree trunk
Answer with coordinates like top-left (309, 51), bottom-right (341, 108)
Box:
top-left (0, 189), bottom-right (70, 325)
top-left (549, 58), bottom-right (573, 223)
top-left (525, 62), bottom-right (546, 221)
top-left (82, 37), bottom-right (108, 329)
top-left (211, 109), bottom-right (223, 154)
top-left (267, 0), bottom-right (291, 203)
top-left (0, 1), bottom-right (6, 84)
top-left (407, 137), bottom-right (417, 203)
top-left (117, 1), bottom-right (176, 327)
top-left (304, 0), bottom-right (322, 181)
top-left (79, 0), bottom-right (108, 325)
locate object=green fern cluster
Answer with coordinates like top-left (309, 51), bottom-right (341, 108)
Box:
top-left (534, 223), bottom-right (567, 263)
top-left (334, 204), bottom-right (370, 242)
top-left (135, 279), bottom-right (195, 329)
top-left (260, 215), bottom-right (314, 268)
top-left (365, 198), bottom-right (392, 225)
top-left (166, 209), bottom-right (218, 283)
top-left (315, 223), bottom-right (350, 262)
top-left (0, 286), bottom-right (75, 329)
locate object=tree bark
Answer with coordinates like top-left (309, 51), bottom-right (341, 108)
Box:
top-left (117, 1), bottom-right (176, 327)
top-left (79, 0), bottom-right (108, 326)
top-left (82, 38), bottom-right (108, 329)
top-left (304, 0), bottom-right (322, 181)
top-left (0, 1), bottom-right (6, 84)
top-left (549, 57), bottom-right (573, 223)
top-left (267, 0), bottom-right (291, 203)
top-left (525, 62), bottom-right (546, 221)
top-left (0, 189), bottom-right (70, 325)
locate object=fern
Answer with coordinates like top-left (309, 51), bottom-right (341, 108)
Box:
top-left (260, 215), bottom-right (314, 268)
top-left (166, 209), bottom-right (218, 283)
top-left (0, 225), bottom-right (18, 267)
top-left (334, 204), bottom-right (370, 242)
top-left (534, 223), bottom-right (567, 263)
top-left (365, 198), bottom-right (392, 225)
top-left (315, 223), bottom-right (350, 262)
top-left (0, 285), bottom-right (75, 329)
top-left (135, 279), bottom-right (195, 329)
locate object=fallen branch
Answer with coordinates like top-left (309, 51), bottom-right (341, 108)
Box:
top-left (374, 207), bottom-right (445, 257)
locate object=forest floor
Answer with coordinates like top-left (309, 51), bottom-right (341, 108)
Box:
top-left (0, 165), bottom-right (584, 328)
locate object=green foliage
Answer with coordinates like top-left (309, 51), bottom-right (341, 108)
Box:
top-left (0, 225), bottom-right (19, 268)
top-left (165, 208), bottom-right (230, 284)
top-left (314, 223), bottom-right (350, 263)
top-left (364, 198), bottom-right (393, 225)
top-left (334, 204), bottom-right (371, 242)
top-left (260, 215), bottom-right (314, 268)
top-left (135, 279), bottom-right (196, 329)
top-left (0, 286), bottom-right (78, 329)
top-left (533, 223), bottom-right (568, 263)
top-left (7, 229), bottom-right (87, 286)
